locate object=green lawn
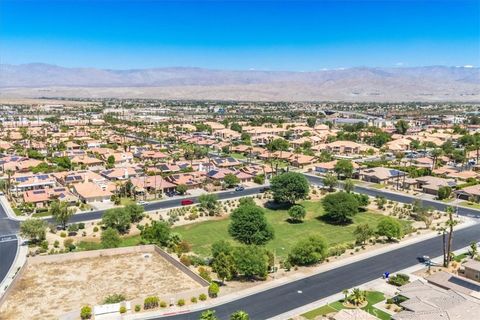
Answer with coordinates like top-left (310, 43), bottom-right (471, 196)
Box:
top-left (77, 234), bottom-right (142, 251)
top-left (371, 183), bottom-right (386, 189)
top-left (229, 152), bottom-right (247, 160)
top-left (460, 201), bottom-right (480, 210)
top-left (302, 291), bottom-right (391, 320)
top-left (32, 211), bottom-right (51, 218)
top-left (174, 201), bottom-right (409, 259)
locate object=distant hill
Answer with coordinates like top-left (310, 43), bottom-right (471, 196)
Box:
top-left (1, 63), bottom-right (479, 102)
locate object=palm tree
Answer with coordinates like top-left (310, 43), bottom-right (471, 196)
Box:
top-left (445, 206), bottom-right (458, 266)
top-left (342, 289), bottom-right (349, 302)
top-left (430, 148), bottom-right (443, 170)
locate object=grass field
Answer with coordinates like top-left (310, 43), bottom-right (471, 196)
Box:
top-left (301, 291), bottom-right (391, 320)
top-left (174, 201), bottom-right (410, 258)
top-left (460, 201), bottom-right (480, 210)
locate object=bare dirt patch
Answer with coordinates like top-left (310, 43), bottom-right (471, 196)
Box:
top-left (0, 251), bottom-right (202, 320)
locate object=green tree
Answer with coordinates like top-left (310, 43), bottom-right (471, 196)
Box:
top-left (141, 221), bottom-right (171, 247)
top-left (212, 252), bottom-right (235, 283)
top-left (223, 173), bottom-right (240, 188)
top-left (230, 123), bottom-right (242, 133)
top-left (468, 241), bottom-right (478, 258)
top-left (107, 155), bottom-right (115, 168)
top-left (176, 184), bottom-right (188, 195)
top-left (232, 245), bottom-right (269, 279)
top-left (377, 217), bottom-right (403, 241)
top-left (306, 117), bottom-right (317, 128)
top-left (228, 203), bottom-right (274, 245)
top-left (230, 311), bottom-right (250, 320)
top-left (208, 282), bottom-right (220, 298)
top-left (50, 200), bottom-right (74, 230)
top-left (102, 208), bottom-right (131, 233)
top-left (270, 172), bottom-right (309, 204)
top-left (288, 205), bottom-right (306, 222)
top-left (198, 194), bottom-right (220, 216)
top-left (101, 227), bottom-right (121, 248)
top-left (394, 120), bottom-right (410, 135)
top-left (323, 172), bottom-right (338, 192)
top-left (266, 138), bottom-right (290, 152)
top-left (353, 224), bottom-right (373, 244)
top-left (288, 235), bottom-right (328, 266)
top-left (211, 240), bottom-right (234, 259)
top-left (20, 218), bottom-right (47, 242)
top-left (344, 179), bottom-right (354, 193)
top-left (322, 192), bottom-right (359, 224)
top-left (437, 186), bottom-right (452, 200)
top-left (334, 159), bottom-right (354, 178)
top-left (124, 203), bottom-right (145, 223)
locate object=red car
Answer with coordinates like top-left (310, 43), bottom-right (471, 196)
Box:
top-left (181, 199), bottom-right (194, 206)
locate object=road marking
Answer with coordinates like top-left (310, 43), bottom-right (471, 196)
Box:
top-left (297, 290), bottom-right (303, 294)
top-left (0, 235), bottom-right (17, 243)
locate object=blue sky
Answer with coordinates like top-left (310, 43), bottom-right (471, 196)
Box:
top-left (0, 0), bottom-right (479, 70)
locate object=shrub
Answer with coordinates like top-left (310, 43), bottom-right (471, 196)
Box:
top-left (134, 304), bottom-right (141, 312)
top-left (103, 293), bottom-right (126, 304)
top-left (199, 293), bottom-right (207, 301)
top-left (389, 273), bottom-right (410, 286)
top-left (198, 267), bottom-right (212, 282)
top-left (328, 244), bottom-right (346, 257)
top-left (60, 232), bottom-right (67, 238)
top-left (78, 223), bottom-right (85, 229)
top-left (63, 238), bottom-right (76, 251)
top-left (208, 282), bottom-right (220, 298)
top-left (53, 240), bottom-right (60, 248)
top-left (180, 255), bottom-right (192, 266)
top-left (80, 306), bottom-right (92, 319)
top-left (119, 306), bottom-right (127, 314)
top-left (93, 226), bottom-right (99, 232)
top-left (177, 299), bottom-right (185, 306)
top-left (160, 301), bottom-right (167, 308)
top-left (288, 235), bottom-right (327, 266)
top-left (191, 297), bottom-right (198, 303)
top-left (144, 296), bottom-right (159, 309)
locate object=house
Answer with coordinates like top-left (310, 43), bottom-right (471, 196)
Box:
top-left (415, 176), bottom-right (456, 195)
top-left (101, 167), bottom-right (138, 181)
top-left (464, 260), bottom-right (480, 282)
top-left (12, 173), bottom-right (56, 192)
top-left (455, 184), bottom-right (480, 201)
top-left (393, 280), bottom-right (480, 320)
top-left (358, 167), bottom-right (407, 184)
top-left (72, 182), bottom-right (112, 203)
top-left (206, 168), bottom-right (254, 183)
top-left (325, 140), bottom-right (371, 155)
top-left (210, 157), bottom-right (242, 168)
top-left (333, 309), bottom-right (378, 320)
top-left (315, 160), bottom-right (360, 174)
top-left (71, 155), bottom-right (104, 171)
top-left (23, 187), bottom-right (77, 208)
top-left (130, 175), bottom-right (176, 194)
top-left (289, 154), bottom-right (317, 167)
top-left (166, 172), bottom-right (206, 189)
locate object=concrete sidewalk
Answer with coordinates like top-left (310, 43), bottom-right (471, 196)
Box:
top-left (0, 237), bottom-right (27, 299)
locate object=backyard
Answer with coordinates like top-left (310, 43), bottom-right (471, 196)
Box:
top-left (174, 200), bottom-right (410, 258)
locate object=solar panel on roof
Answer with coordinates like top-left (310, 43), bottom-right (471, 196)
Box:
top-left (33, 190), bottom-right (45, 194)
top-left (65, 176), bottom-right (75, 182)
top-left (37, 175), bottom-right (49, 180)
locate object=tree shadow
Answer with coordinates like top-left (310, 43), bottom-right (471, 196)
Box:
top-left (286, 218), bottom-right (304, 224)
top-left (316, 214), bottom-right (353, 226)
top-left (264, 200), bottom-right (292, 211)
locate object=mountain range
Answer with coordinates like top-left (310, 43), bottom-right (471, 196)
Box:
top-left (1, 63), bottom-right (479, 102)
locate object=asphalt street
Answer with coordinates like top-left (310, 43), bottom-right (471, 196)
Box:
top-left (157, 223), bottom-right (480, 320)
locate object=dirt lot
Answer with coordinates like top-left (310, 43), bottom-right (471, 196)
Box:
top-left (0, 251), bottom-right (202, 320)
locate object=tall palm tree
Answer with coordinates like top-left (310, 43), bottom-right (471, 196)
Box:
top-left (445, 206), bottom-right (458, 266)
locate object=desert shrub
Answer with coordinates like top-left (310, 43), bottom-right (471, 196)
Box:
top-left (135, 304), bottom-right (141, 312)
top-left (103, 293), bottom-right (126, 304)
top-left (160, 301), bottom-right (167, 308)
top-left (119, 306), bottom-right (127, 314)
top-left (389, 273), bottom-right (410, 286)
top-left (199, 293), bottom-right (207, 301)
top-left (180, 255), bottom-right (192, 266)
top-left (177, 299), bottom-right (185, 306)
top-left (93, 226), bottom-right (99, 232)
top-left (144, 296), bottom-right (159, 309)
top-left (80, 306), bottom-right (92, 319)
top-left (208, 282), bottom-right (219, 298)
top-left (191, 297), bottom-right (198, 303)
top-left (198, 267), bottom-right (212, 282)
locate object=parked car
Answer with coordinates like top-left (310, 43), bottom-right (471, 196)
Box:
top-left (235, 185), bottom-right (245, 192)
top-left (181, 199), bottom-right (194, 206)
top-left (259, 186), bottom-right (270, 193)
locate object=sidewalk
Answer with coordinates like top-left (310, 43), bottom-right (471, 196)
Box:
top-left (121, 216), bottom-right (478, 320)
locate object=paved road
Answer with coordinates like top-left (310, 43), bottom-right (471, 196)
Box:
top-left (0, 199), bottom-right (19, 290)
top-left (157, 223), bottom-right (480, 320)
